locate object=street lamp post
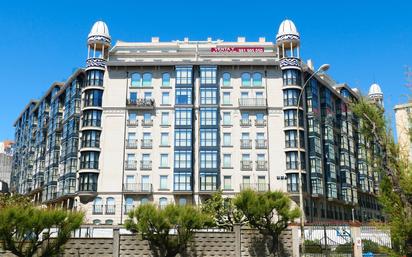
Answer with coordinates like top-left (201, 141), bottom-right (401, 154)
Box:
top-left (296, 64), bottom-right (330, 256)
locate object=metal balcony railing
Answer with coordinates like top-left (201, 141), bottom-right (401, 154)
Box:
top-left (240, 119), bottom-right (251, 126)
top-left (123, 183), bottom-right (153, 193)
top-left (256, 160), bottom-right (268, 171)
top-left (241, 160), bottom-right (253, 171)
top-left (126, 139), bottom-right (138, 149)
top-left (240, 183), bottom-right (269, 192)
top-left (141, 119), bottom-right (153, 126)
top-left (240, 139), bottom-right (252, 149)
top-left (105, 205), bottom-right (116, 215)
top-left (255, 119), bottom-right (267, 126)
top-left (140, 160), bottom-right (152, 170)
top-left (255, 139), bottom-right (268, 149)
top-left (141, 139), bottom-right (153, 149)
top-left (93, 205), bottom-right (103, 215)
top-left (238, 98), bottom-right (267, 109)
top-left (124, 160), bottom-right (137, 170)
top-left (127, 98), bottom-right (155, 109)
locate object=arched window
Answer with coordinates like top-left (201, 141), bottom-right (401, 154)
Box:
top-left (93, 219), bottom-right (101, 225)
top-left (222, 72), bottom-right (231, 86)
top-left (125, 197), bottom-right (134, 214)
top-left (241, 73), bottom-right (251, 86)
top-left (252, 72), bottom-right (262, 86)
top-left (162, 73), bottom-right (170, 86)
top-left (105, 219), bottom-right (113, 225)
top-left (143, 73), bottom-right (152, 87)
top-left (93, 197), bottom-right (102, 214)
top-left (106, 197), bottom-right (115, 215)
top-left (159, 197), bottom-right (168, 209)
top-left (178, 197), bottom-right (187, 206)
top-left (141, 197), bottom-right (149, 205)
top-left (131, 73), bottom-right (141, 87)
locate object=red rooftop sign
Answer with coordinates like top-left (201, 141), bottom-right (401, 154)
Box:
top-left (211, 47), bottom-right (264, 53)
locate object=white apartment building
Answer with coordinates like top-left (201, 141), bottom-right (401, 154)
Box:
top-left (11, 20), bottom-right (384, 225)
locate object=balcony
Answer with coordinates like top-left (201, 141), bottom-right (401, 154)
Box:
top-left (141, 139), bottom-right (153, 149)
top-left (255, 119), bottom-right (267, 127)
top-left (240, 139), bottom-right (252, 149)
top-left (126, 98), bottom-right (155, 109)
top-left (123, 183), bottom-right (153, 194)
top-left (241, 160), bottom-right (253, 171)
top-left (255, 139), bottom-right (268, 149)
top-left (240, 119), bottom-right (251, 126)
top-left (140, 160), bottom-right (152, 170)
top-left (105, 205), bottom-right (116, 215)
top-left (238, 98), bottom-right (267, 109)
top-left (126, 139), bottom-right (138, 149)
top-left (92, 204), bottom-right (103, 215)
top-left (240, 183), bottom-right (269, 192)
top-left (256, 160), bottom-right (268, 171)
top-left (124, 205), bottom-right (135, 214)
top-left (125, 160), bottom-right (137, 170)
top-left (127, 120), bottom-right (138, 126)
top-left (141, 119), bottom-right (153, 126)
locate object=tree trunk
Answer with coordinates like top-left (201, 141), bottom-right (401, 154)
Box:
top-left (405, 234), bottom-right (412, 257)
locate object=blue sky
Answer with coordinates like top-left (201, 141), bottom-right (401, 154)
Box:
top-left (0, 0), bottom-right (411, 140)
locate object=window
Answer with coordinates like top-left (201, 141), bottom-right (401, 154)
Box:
top-left (200, 88), bottom-right (217, 104)
top-left (286, 152), bottom-right (298, 170)
top-left (84, 90), bottom-right (103, 107)
top-left (106, 197), bottom-right (115, 215)
top-left (283, 89), bottom-right (300, 106)
top-left (222, 92), bottom-right (231, 105)
top-left (81, 130), bottom-right (101, 148)
top-left (241, 73), bottom-right (251, 86)
top-left (287, 174), bottom-right (298, 192)
top-left (175, 108), bottom-right (192, 126)
top-left (78, 173), bottom-right (98, 191)
top-left (223, 112), bottom-right (231, 125)
top-left (256, 92), bottom-right (263, 98)
top-left (223, 176), bottom-right (232, 190)
top-left (200, 174), bottom-right (217, 191)
top-left (222, 133), bottom-right (231, 146)
top-left (282, 69), bottom-right (301, 85)
top-left (161, 112), bottom-right (170, 125)
top-left (252, 72), bottom-right (262, 86)
top-left (162, 92), bottom-right (170, 105)
top-left (241, 92), bottom-right (249, 98)
top-left (256, 113), bottom-right (265, 122)
top-left (222, 72), bottom-right (231, 86)
top-left (176, 67), bottom-right (192, 84)
top-left (310, 156), bottom-right (322, 174)
top-left (160, 154), bottom-right (169, 167)
top-left (159, 197), bottom-right (168, 209)
top-left (284, 110), bottom-right (302, 127)
top-left (93, 219), bottom-right (101, 225)
top-left (175, 129), bottom-right (192, 147)
top-left (160, 175), bottom-right (168, 190)
top-left (87, 70), bottom-right (104, 86)
top-left (200, 150), bottom-right (218, 169)
top-left (174, 173), bottom-right (191, 190)
top-left (242, 176), bottom-right (251, 186)
top-left (200, 129), bottom-right (218, 147)
top-left (141, 197), bottom-right (149, 204)
top-left (311, 178), bottom-right (323, 195)
top-left (176, 88), bottom-right (192, 104)
top-left (200, 67), bottom-right (217, 84)
top-left (142, 73), bottom-right (152, 86)
top-left (129, 112), bottom-right (137, 121)
top-left (93, 197), bottom-right (103, 214)
top-left (80, 151), bottom-right (99, 169)
top-left (200, 108), bottom-right (217, 126)
top-left (144, 92), bottom-right (152, 99)
top-left (174, 151), bottom-right (191, 169)
top-left (178, 198), bottom-right (187, 206)
top-left (223, 154), bottom-right (231, 168)
top-left (160, 132), bottom-right (169, 146)
top-left (285, 130), bottom-right (304, 148)
top-left (143, 113), bottom-right (152, 122)
top-left (131, 73), bottom-right (141, 87)
top-left (162, 73), bottom-right (170, 86)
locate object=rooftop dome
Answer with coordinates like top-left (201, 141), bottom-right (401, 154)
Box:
top-left (88, 21), bottom-right (111, 39)
top-left (368, 83), bottom-right (383, 95)
top-left (276, 19), bottom-right (299, 40)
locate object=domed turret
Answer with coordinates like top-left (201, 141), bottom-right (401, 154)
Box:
top-left (86, 21), bottom-right (111, 69)
top-left (276, 19), bottom-right (301, 70)
top-left (88, 21), bottom-right (111, 41)
top-left (368, 83), bottom-right (384, 107)
top-left (276, 19), bottom-right (300, 41)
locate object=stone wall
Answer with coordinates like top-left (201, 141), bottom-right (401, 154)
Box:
top-left (0, 226), bottom-right (298, 257)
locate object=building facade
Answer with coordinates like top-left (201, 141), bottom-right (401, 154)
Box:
top-left (394, 101), bottom-right (412, 160)
top-left (11, 20), bottom-right (383, 224)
